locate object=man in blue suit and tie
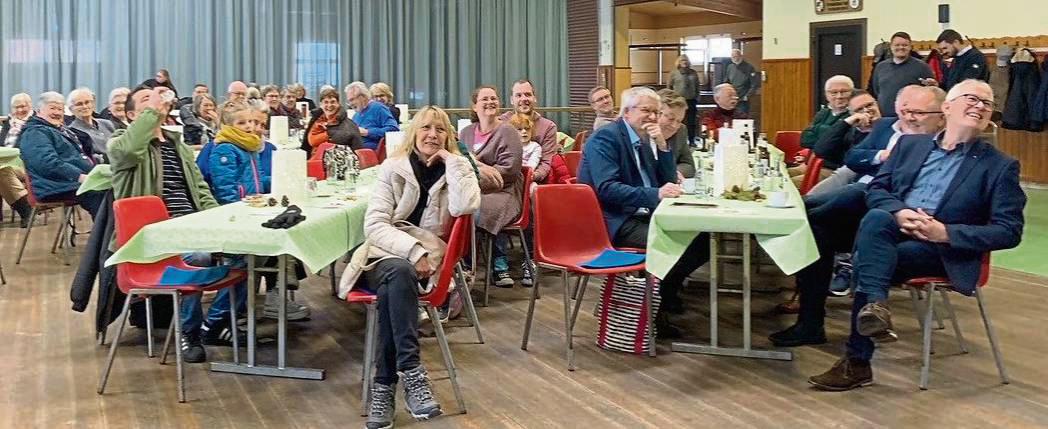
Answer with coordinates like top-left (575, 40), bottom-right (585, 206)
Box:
top-left (578, 87), bottom-right (710, 336)
top-left (809, 80), bottom-right (1026, 391)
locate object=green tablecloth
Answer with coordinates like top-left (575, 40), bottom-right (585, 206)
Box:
top-left (647, 148), bottom-right (818, 279)
top-left (77, 164), bottom-right (113, 195)
top-left (558, 131), bottom-right (577, 152)
top-left (105, 168), bottom-right (378, 273)
top-left (0, 147), bottom-right (22, 170)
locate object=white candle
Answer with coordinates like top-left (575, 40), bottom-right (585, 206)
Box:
top-left (384, 131), bottom-right (406, 159)
top-left (395, 104), bottom-right (409, 124)
top-left (270, 116), bottom-right (289, 147)
top-left (456, 118), bottom-right (473, 134)
top-left (270, 149), bottom-right (308, 202)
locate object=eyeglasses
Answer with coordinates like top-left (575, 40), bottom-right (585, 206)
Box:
top-left (899, 109), bottom-right (942, 117)
top-left (952, 93), bottom-right (996, 111)
top-left (826, 90), bottom-right (851, 96)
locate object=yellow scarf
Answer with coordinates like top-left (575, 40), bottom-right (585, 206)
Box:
top-left (214, 125), bottom-right (263, 152)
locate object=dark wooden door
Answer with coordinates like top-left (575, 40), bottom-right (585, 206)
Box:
top-left (811, 20), bottom-right (865, 112)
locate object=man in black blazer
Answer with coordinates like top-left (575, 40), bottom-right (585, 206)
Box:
top-left (809, 79), bottom-right (1026, 391)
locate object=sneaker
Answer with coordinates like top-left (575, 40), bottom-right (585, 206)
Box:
top-left (828, 255), bottom-right (853, 296)
top-left (520, 261), bottom-right (535, 287)
top-left (180, 331), bottom-right (206, 363)
top-left (366, 382), bottom-right (396, 429)
top-left (857, 301), bottom-right (894, 338)
top-left (493, 271), bottom-right (514, 288)
top-left (808, 357), bottom-right (873, 391)
top-left (263, 292), bottom-right (311, 321)
top-left (445, 288), bottom-right (464, 321)
top-left (201, 319), bottom-right (247, 347)
top-left (400, 366), bottom-right (442, 420)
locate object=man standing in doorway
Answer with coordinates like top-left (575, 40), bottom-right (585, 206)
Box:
top-left (724, 49), bottom-right (758, 114)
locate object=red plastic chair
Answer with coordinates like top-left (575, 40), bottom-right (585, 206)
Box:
top-left (98, 196), bottom-right (246, 403)
top-left (376, 137), bottom-right (386, 163)
top-left (799, 155), bottom-right (824, 195)
top-left (307, 159), bottom-right (325, 180)
top-left (355, 149), bottom-right (380, 169)
top-left (480, 167), bottom-right (534, 306)
top-left (900, 254), bottom-right (1007, 390)
top-left (574, 130), bottom-right (588, 153)
top-left (309, 142), bottom-right (335, 161)
top-left (347, 214), bottom-right (479, 416)
top-left (15, 174), bottom-right (79, 265)
top-left (563, 151), bottom-right (582, 178)
top-left (521, 184), bottom-right (652, 370)
top-left (774, 131), bottom-right (802, 163)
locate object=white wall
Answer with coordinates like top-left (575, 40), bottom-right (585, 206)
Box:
top-left (764, 0), bottom-right (1046, 59)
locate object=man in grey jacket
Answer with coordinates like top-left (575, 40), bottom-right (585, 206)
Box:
top-left (723, 49), bottom-right (758, 114)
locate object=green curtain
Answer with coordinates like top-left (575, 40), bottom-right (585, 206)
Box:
top-left (0, 0), bottom-right (568, 121)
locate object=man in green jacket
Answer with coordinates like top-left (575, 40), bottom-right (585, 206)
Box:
top-left (790, 75), bottom-right (855, 186)
top-left (108, 85), bottom-right (242, 364)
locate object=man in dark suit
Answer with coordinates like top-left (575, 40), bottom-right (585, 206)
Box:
top-left (578, 87), bottom-right (709, 335)
top-left (935, 29), bottom-right (990, 91)
top-left (771, 85), bottom-right (948, 347)
top-left (809, 80), bottom-right (1026, 391)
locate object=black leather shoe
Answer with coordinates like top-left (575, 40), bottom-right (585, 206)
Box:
top-left (769, 324), bottom-right (827, 347)
top-left (661, 297), bottom-right (685, 315)
top-left (655, 313), bottom-right (683, 339)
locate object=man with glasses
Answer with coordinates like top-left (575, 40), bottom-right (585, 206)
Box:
top-left (344, 81), bottom-right (399, 151)
top-left (809, 80), bottom-right (1025, 391)
top-left (226, 81), bottom-right (248, 104)
top-left (796, 90), bottom-right (881, 190)
top-left (589, 86), bottom-right (617, 131)
top-left (578, 87), bottom-right (709, 336)
top-left (869, 32), bottom-right (935, 117)
top-left (771, 85), bottom-right (947, 346)
top-left (67, 87), bottom-right (116, 157)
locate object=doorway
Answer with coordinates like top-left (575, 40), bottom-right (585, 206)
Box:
top-left (810, 19), bottom-right (866, 113)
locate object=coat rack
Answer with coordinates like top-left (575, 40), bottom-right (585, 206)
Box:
top-left (911, 35), bottom-right (1048, 54)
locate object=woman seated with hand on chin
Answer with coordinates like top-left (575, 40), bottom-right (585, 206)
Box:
top-left (346, 106), bottom-right (480, 428)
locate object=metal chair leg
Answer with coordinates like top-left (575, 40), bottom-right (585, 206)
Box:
top-left (520, 264), bottom-right (543, 350)
top-left (482, 233), bottom-right (493, 307)
top-left (427, 305), bottom-right (466, 414)
top-left (456, 266), bottom-right (484, 344)
top-left (98, 293), bottom-right (133, 395)
top-left (145, 297), bottom-right (155, 358)
top-left (360, 303), bottom-right (378, 417)
top-left (0, 259), bottom-right (6, 285)
top-left (160, 316), bottom-right (175, 365)
top-left (15, 207), bottom-right (37, 264)
top-left (937, 289), bottom-right (968, 353)
top-left (229, 282), bottom-right (239, 364)
top-left (561, 271), bottom-right (576, 371)
top-left (173, 293), bottom-right (186, 403)
top-left (976, 288), bottom-right (1010, 384)
top-left (568, 276), bottom-right (589, 332)
top-left (919, 288), bottom-right (936, 390)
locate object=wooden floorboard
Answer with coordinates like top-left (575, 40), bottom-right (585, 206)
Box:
top-left (2, 219), bottom-right (1048, 428)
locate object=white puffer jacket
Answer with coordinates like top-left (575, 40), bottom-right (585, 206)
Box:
top-left (364, 152), bottom-right (481, 264)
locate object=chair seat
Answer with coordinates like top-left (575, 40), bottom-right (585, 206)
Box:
top-left (121, 267), bottom-right (247, 293)
top-left (346, 289), bottom-right (377, 304)
top-left (903, 277), bottom-right (952, 287)
top-left (539, 254), bottom-right (645, 275)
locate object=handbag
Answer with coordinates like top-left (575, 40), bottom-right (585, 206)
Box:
top-left (594, 274), bottom-right (661, 355)
top-left (337, 220), bottom-right (446, 299)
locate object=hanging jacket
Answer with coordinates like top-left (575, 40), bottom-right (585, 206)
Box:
top-left (207, 140), bottom-right (274, 204)
top-left (1032, 60), bottom-right (1048, 131)
top-left (1002, 52), bottom-right (1043, 131)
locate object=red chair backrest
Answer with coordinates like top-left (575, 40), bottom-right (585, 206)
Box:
top-left (563, 151), bottom-right (582, 177)
top-left (774, 131), bottom-right (802, 161)
top-left (799, 156), bottom-right (824, 195)
top-left (532, 184), bottom-right (613, 265)
top-left (574, 131), bottom-right (588, 152)
top-left (310, 142), bottom-right (335, 161)
top-left (355, 149), bottom-right (380, 169)
top-left (23, 173), bottom-right (41, 207)
top-left (509, 167), bottom-right (534, 229)
top-left (307, 159), bottom-right (326, 180)
top-left (376, 138), bottom-right (386, 163)
top-left (977, 253), bottom-right (991, 287)
top-left (112, 196), bottom-right (186, 293)
top-left (426, 214), bottom-right (473, 307)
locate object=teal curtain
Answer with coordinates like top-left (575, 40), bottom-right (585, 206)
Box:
top-left (0, 0), bottom-right (567, 122)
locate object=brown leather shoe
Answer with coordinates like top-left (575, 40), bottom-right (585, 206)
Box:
top-left (808, 357), bottom-right (873, 391)
top-left (857, 302), bottom-right (895, 341)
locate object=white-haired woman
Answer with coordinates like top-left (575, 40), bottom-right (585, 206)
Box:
top-left (99, 87), bottom-right (130, 129)
top-left (345, 105), bottom-right (479, 428)
top-left (0, 93), bottom-right (34, 225)
top-left (67, 87), bottom-right (116, 156)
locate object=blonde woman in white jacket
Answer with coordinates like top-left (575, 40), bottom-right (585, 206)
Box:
top-left (362, 106), bottom-right (480, 428)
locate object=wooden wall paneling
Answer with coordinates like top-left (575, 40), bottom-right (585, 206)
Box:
top-left (997, 128), bottom-right (1048, 184)
top-left (759, 58), bottom-right (812, 140)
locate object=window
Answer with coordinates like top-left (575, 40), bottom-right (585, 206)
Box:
top-left (681, 35), bottom-right (734, 72)
top-left (294, 42), bottom-right (341, 94)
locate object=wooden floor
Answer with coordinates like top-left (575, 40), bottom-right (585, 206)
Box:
top-left (3, 218), bottom-right (1048, 428)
